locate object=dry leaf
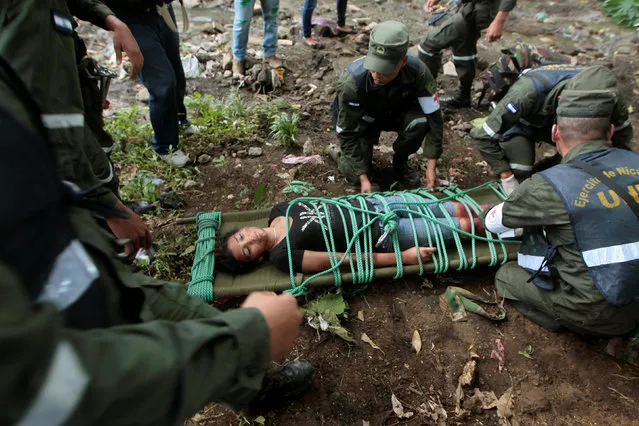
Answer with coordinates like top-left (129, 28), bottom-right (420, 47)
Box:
top-left (391, 394), bottom-right (414, 418)
top-left (361, 333), bottom-right (383, 353)
top-left (496, 387), bottom-right (519, 426)
top-left (357, 310), bottom-right (365, 321)
top-left (362, 421), bottom-right (370, 426)
top-left (412, 330), bottom-right (422, 354)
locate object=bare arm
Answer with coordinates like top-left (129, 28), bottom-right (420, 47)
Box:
top-left (300, 247), bottom-right (436, 273)
top-left (485, 11), bottom-right (510, 42)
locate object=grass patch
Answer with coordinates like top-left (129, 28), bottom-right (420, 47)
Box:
top-left (598, 0), bottom-right (639, 28)
top-left (138, 225), bottom-right (197, 281)
top-left (270, 112), bottom-right (300, 146)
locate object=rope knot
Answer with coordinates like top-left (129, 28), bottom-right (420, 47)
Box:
top-left (375, 211), bottom-right (399, 248)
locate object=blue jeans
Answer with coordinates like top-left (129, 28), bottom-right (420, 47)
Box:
top-left (369, 196), bottom-right (460, 251)
top-left (302, 0), bottom-right (348, 37)
top-left (233, 0), bottom-right (280, 61)
top-left (115, 6), bottom-right (187, 155)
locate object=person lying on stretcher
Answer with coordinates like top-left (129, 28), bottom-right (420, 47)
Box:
top-left (217, 196), bottom-right (488, 274)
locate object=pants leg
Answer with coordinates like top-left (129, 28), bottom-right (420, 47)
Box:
top-left (164, 6), bottom-right (188, 124)
top-left (338, 133), bottom-right (378, 184)
top-left (418, 12), bottom-right (468, 79)
top-left (495, 262), bottom-right (563, 332)
top-left (120, 12), bottom-right (180, 155)
top-left (392, 107), bottom-right (429, 166)
top-left (302, 0), bottom-right (317, 37)
top-left (233, 0), bottom-right (256, 61)
top-left (499, 135), bottom-right (535, 182)
top-left (260, 0), bottom-right (279, 57)
top-left (336, 0), bottom-right (347, 27)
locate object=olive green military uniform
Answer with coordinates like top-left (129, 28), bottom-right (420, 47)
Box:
top-left (0, 0), bottom-right (117, 206)
top-left (335, 22), bottom-right (444, 184)
top-left (484, 141), bottom-right (639, 335)
top-left (0, 71), bottom-right (271, 426)
top-left (471, 70), bottom-right (634, 181)
top-left (418, 0), bottom-right (518, 91)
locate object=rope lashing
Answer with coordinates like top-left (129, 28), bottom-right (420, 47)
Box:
top-left (187, 212), bottom-right (220, 301)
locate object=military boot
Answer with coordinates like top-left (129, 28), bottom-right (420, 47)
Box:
top-left (393, 161), bottom-right (421, 189)
top-left (440, 83), bottom-right (472, 108)
top-left (245, 360), bottom-right (315, 415)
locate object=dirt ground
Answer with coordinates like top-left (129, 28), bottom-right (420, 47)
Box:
top-left (78, 0), bottom-right (639, 424)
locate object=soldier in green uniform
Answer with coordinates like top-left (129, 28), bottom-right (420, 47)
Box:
top-left (418, 0), bottom-right (518, 108)
top-left (471, 64), bottom-right (634, 195)
top-left (0, 55), bottom-right (314, 425)
top-left (0, 0), bottom-right (152, 257)
top-left (334, 21), bottom-right (444, 193)
top-left (481, 66), bottom-right (639, 335)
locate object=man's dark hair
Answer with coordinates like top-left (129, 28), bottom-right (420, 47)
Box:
top-left (215, 228), bottom-right (264, 274)
top-left (557, 116), bottom-right (611, 144)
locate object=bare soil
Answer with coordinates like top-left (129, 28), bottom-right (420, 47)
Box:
top-left (79, 0), bottom-right (639, 424)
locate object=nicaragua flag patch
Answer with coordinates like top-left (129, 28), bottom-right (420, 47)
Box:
top-left (506, 103), bottom-right (518, 114)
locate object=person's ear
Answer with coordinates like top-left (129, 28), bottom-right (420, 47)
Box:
top-left (605, 123), bottom-right (615, 141)
top-left (551, 123), bottom-right (560, 143)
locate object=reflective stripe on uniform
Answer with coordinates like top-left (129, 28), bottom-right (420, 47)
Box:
top-left (517, 253), bottom-right (550, 272)
top-left (509, 163), bottom-right (533, 171)
top-left (405, 117), bottom-right (429, 131)
top-left (16, 342), bottom-right (89, 426)
top-left (417, 45), bottom-right (434, 56)
top-left (102, 146), bottom-right (113, 154)
top-left (582, 241), bottom-right (639, 267)
top-left (616, 118), bottom-right (632, 131)
top-left (41, 114), bottom-right (84, 129)
top-left (482, 121), bottom-right (499, 139)
top-left (37, 240), bottom-right (99, 311)
top-left (452, 54), bottom-right (477, 61)
top-left (362, 115), bottom-right (375, 123)
top-left (335, 125), bottom-right (344, 133)
top-left (98, 162), bottom-right (114, 184)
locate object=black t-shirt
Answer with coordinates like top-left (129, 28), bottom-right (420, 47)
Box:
top-left (268, 200), bottom-right (376, 273)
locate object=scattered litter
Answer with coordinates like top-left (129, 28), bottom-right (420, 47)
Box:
top-left (475, 160), bottom-right (488, 167)
top-left (281, 154), bottom-right (322, 164)
top-left (535, 11), bottom-right (549, 21)
top-left (283, 180), bottom-right (315, 196)
top-left (443, 60), bottom-right (458, 77)
top-left (391, 394), bottom-right (413, 419)
top-left (306, 84), bottom-right (318, 95)
top-left (518, 345), bottom-right (534, 359)
top-left (361, 333), bottom-right (383, 353)
top-left (327, 175), bottom-right (336, 182)
top-left (357, 310), bottom-right (365, 321)
top-left (490, 338), bottom-right (506, 372)
top-left (158, 191), bottom-right (184, 209)
top-left (412, 330), bottom-right (422, 354)
top-left (181, 54), bottom-right (204, 78)
top-left (439, 286), bottom-right (507, 322)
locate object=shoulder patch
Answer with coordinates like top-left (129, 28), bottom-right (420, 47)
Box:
top-left (506, 103), bottom-right (518, 114)
top-left (52, 11), bottom-right (74, 35)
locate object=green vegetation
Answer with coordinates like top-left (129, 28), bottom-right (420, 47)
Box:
top-left (138, 225), bottom-right (197, 281)
top-left (270, 112), bottom-right (300, 147)
top-left (598, 0), bottom-right (639, 27)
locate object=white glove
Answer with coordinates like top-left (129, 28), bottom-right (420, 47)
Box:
top-left (501, 174), bottom-right (519, 196)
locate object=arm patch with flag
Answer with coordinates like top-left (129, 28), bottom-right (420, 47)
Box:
top-left (418, 94), bottom-right (440, 114)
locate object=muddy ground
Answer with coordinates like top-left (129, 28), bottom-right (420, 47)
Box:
top-left (78, 0), bottom-right (639, 424)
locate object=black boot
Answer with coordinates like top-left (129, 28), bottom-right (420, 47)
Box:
top-left (440, 83), bottom-right (472, 108)
top-left (393, 161), bottom-right (421, 189)
top-left (245, 360), bottom-right (315, 415)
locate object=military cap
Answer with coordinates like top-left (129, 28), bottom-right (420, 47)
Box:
top-left (364, 21), bottom-right (409, 74)
top-left (557, 66), bottom-right (618, 118)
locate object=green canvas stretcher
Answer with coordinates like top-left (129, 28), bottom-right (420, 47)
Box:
top-left (188, 184), bottom-right (521, 300)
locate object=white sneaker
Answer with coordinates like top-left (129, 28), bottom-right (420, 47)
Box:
top-left (158, 150), bottom-right (189, 168)
top-left (181, 123), bottom-right (202, 135)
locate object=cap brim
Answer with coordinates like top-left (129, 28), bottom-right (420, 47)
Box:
top-left (363, 55), bottom-right (399, 75)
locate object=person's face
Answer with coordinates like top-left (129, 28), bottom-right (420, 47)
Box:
top-left (227, 226), bottom-right (269, 262)
top-left (370, 56), bottom-right (407, 86)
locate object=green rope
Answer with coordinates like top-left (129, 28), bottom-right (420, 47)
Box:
top-left (187, 212), bottom-right (220, 301)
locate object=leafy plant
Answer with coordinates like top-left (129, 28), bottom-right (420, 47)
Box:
top-left (598, 0), bottom-right (639, 27)
top-left (301, 293), bottom-right (354, 342)
top-left (137, 226), bottom-right (197, 281)
top-left (270, 112), bottom-right (299, 147)
top-left (212, 155), bottom-right (226, 168)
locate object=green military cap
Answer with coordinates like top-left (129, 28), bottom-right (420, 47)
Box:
top-left (557, 65), bottom-right (618, 118)
top-left (364, 21), bottom-right (409, 74)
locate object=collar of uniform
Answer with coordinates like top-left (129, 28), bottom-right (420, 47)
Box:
top-left (365, 64), bottom-right (415, 92)
top-left (561, 140), bottom-right (611, 163)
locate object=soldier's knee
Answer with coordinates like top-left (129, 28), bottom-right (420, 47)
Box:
top-left (338, 159), bottom-right (363, 184)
